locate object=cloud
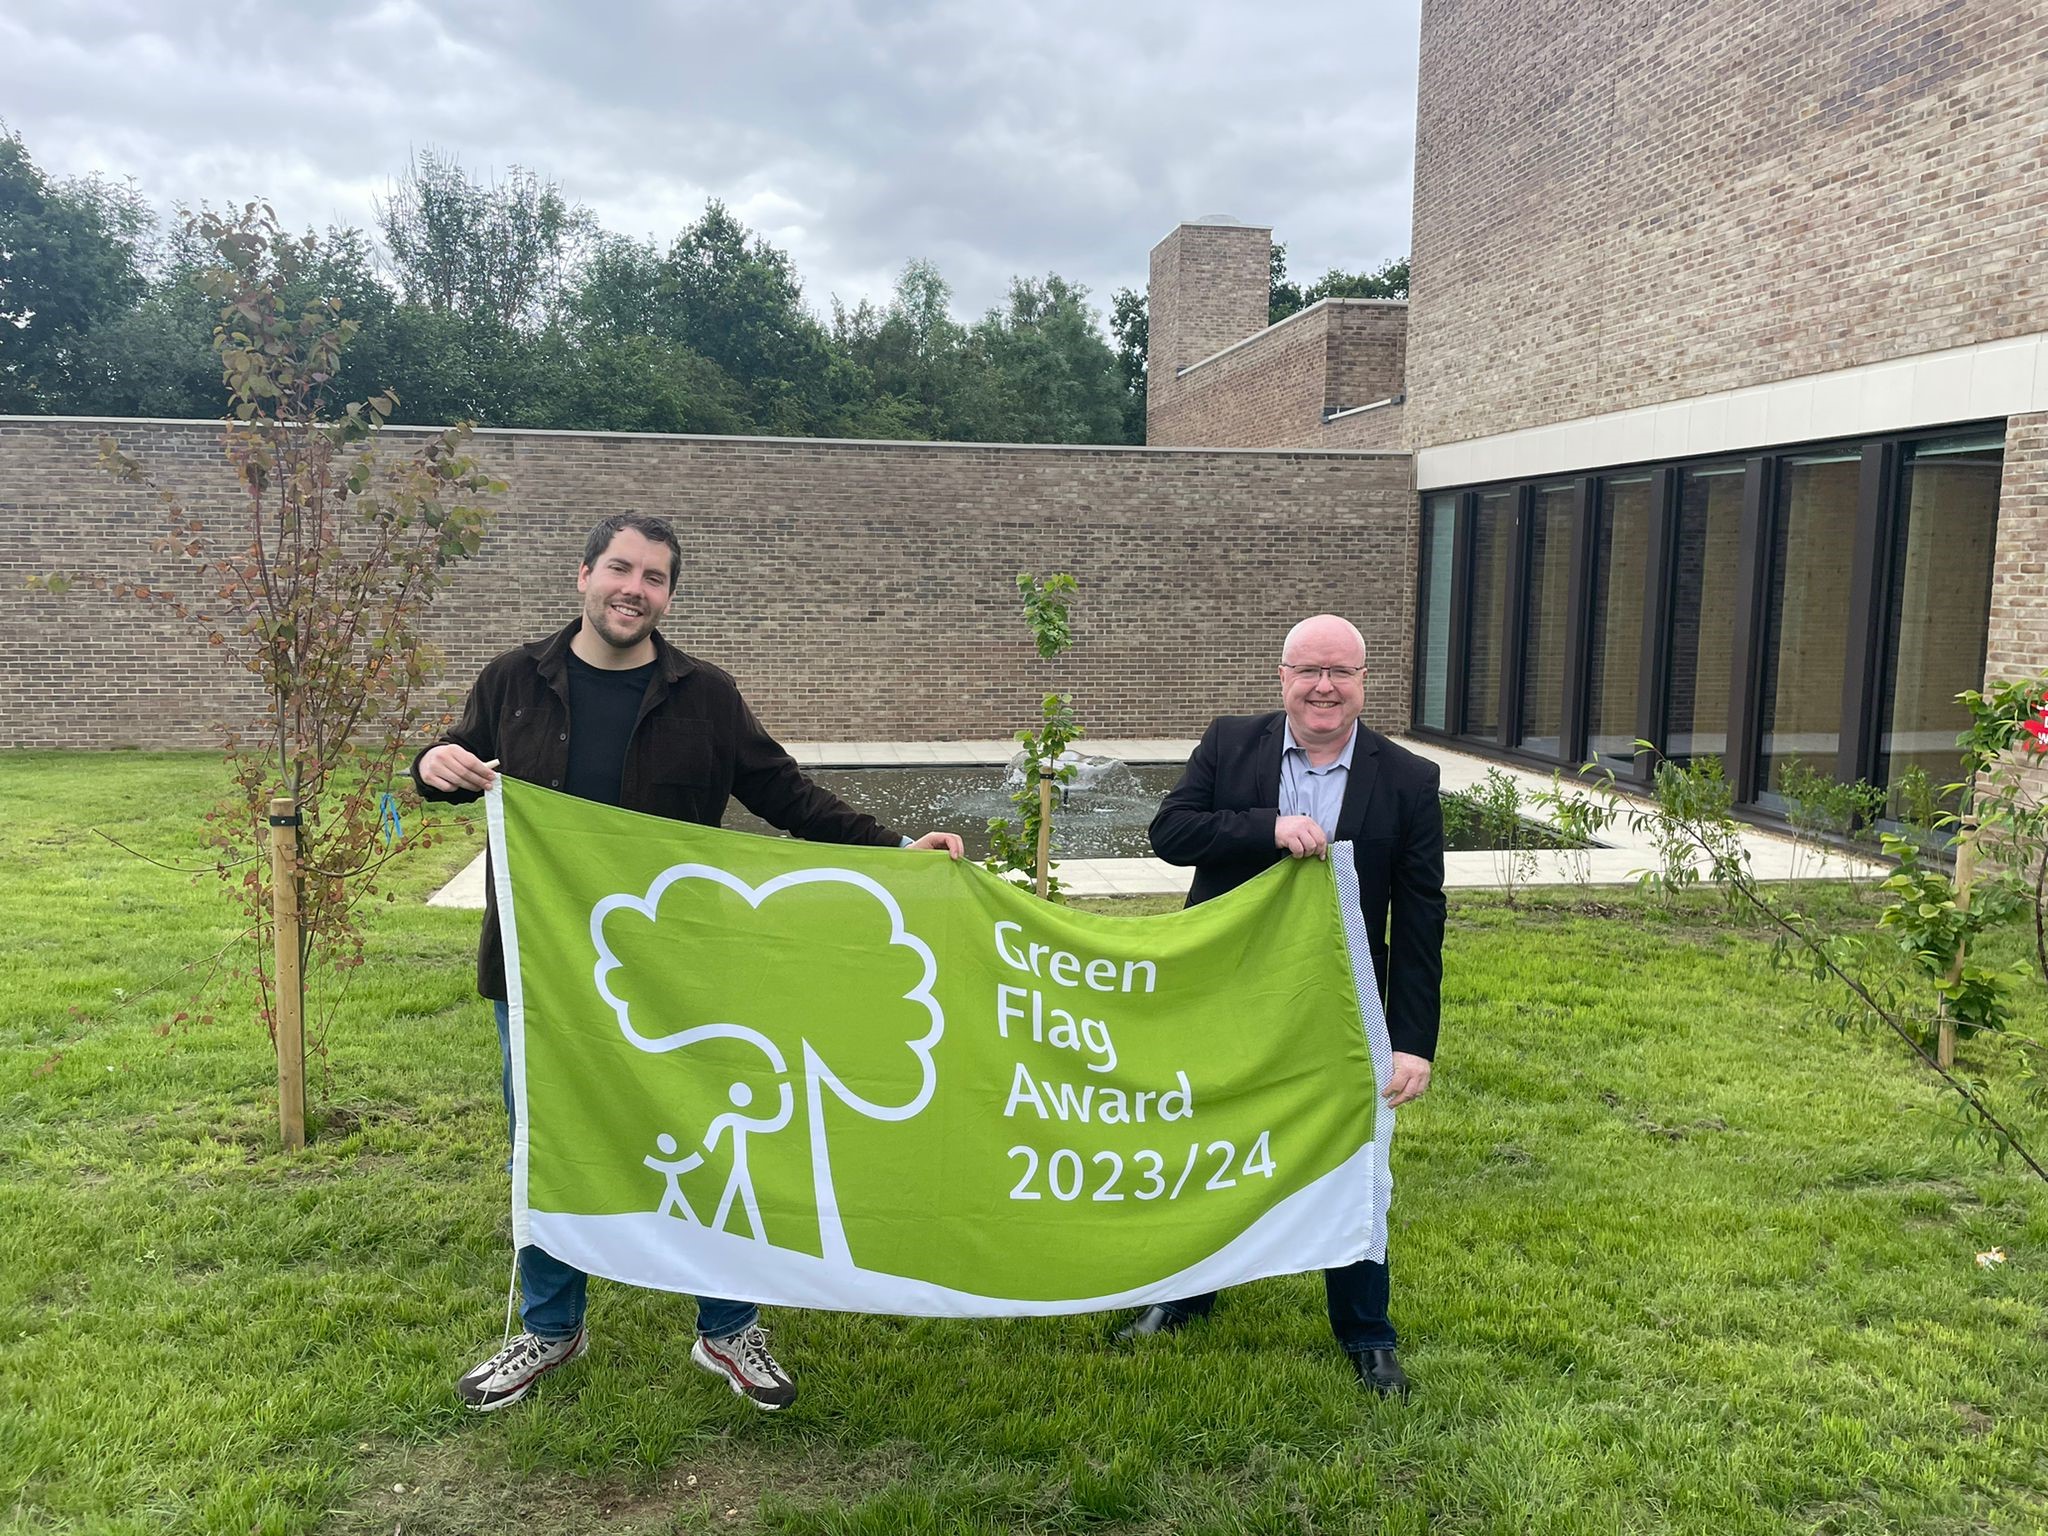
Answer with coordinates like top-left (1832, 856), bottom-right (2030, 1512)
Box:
top-left (0, 0), bottom-right (1419, 318)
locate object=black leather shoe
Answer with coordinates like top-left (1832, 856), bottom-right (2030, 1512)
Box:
top-left (1113, 1305), bottom-right (1189, 1342)
top-left (1351, 1347), bottom-right (1409, 1397)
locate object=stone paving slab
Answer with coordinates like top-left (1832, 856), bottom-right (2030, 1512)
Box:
top-left (775, 739), bottom-right (1199, 766)
top-left (425, 736), bottom-right (1885, 908)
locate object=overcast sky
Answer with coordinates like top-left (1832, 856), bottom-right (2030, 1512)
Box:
top-left (1, 0), bottom-right (1420, 323)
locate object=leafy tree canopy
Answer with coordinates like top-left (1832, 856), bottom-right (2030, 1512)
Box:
top-left (375, 148), bottom-right (592, 331)
top-left (0, 125), bottom-right (150, 410)
top-left (7, 131), bottom-right (1416, 449)
top-left (1269, 243), bottom-right (1409, 325)
top-left (972, 275), bottom-right (1125, 446)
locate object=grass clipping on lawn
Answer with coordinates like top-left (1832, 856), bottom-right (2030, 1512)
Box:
top-left (2, 751), bottom-right (2045, 1536)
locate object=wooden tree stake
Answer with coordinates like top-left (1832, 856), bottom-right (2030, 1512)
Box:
top-left (1939, 820), bottom-right (1981, 1071)
top-left (1035, 772), bottom-right (1055, 901)
top-left (269, 796), bottom-right (307, 1150)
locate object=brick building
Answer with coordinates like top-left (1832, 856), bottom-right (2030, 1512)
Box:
top-left (0, 423), bottom-right (1411, 749)
top-left (11, 0), bottom-right (2045, 809)
top-left (1149, 0), bottom-right (2048, 821)
top-left (1145, 219), bottom-right (1407, 454)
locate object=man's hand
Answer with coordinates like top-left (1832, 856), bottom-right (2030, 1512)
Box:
top-left (1273, 814), bottom-right (1329, 859)
top-left (418, 744), bottom-right (498, 793)
top-left (905, 831), bottom-right (965, 859)
top-left (1382, 1051), bottom-right (1432, 1108)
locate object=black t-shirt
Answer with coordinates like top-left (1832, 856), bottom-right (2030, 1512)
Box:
top-left (563, 651), bottom-right (658, 806)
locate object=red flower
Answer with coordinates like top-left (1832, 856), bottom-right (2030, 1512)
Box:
top-left (2023, 701), bottom-right (2048, 754)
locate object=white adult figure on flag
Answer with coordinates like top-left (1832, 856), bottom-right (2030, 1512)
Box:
top-left (704, 1073), bottom-right (796, 1242)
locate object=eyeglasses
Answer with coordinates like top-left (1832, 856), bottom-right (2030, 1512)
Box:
top-left (1282, 664), bottom-right (1365, 684)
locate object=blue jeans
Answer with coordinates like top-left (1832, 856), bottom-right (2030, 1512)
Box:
top-left (493, 1001), bottom-right (757, 1343)
top-left (1160, 1257), bottom-right (1396, 1353)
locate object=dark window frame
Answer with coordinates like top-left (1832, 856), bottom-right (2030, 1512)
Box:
top-left (1410, 492), bottom-right (1463, 736)
top-left (1406, 419), bottom-right (2006, 820)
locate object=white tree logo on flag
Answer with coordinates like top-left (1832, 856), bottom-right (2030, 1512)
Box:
top-left (589, 863), bottom-right (944, 1268)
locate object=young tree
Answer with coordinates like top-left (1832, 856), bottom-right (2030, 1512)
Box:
top-left (987, 574), bottom-right (1083, 900)
top-left (1566, 746), bottom-right (2048, 1185)
top-left (38, 205), bottom-right (503, 1147)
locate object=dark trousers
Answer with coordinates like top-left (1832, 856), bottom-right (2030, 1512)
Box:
top-left (1162, 1254), bottom-right (1395, 1352)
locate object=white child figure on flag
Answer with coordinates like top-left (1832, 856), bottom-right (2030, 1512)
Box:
top-left (643, 1133), bottom-right (706, 1222)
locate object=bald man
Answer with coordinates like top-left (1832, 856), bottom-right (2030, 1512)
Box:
top-left (1114, 614), bottom-right (1445, 1396)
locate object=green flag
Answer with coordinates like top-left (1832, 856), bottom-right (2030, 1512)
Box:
top-left (488, 776), bottom-right (1393, 1315)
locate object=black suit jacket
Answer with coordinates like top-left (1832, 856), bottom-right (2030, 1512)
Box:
top-left (1148, 713), bottom-right (1446, 1061)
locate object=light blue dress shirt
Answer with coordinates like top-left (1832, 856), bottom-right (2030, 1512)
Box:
top-left (1279, 722), bottom-right (1358, 838)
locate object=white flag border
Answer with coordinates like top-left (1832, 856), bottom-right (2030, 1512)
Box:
top-left (484, 784), bottom-right (535, 1250)
top-left (1330, 840), bottom-right (1396, 1269)
top-left (525, 1133), bottom-right (1381, 1317)
top-left (489, 783), bottom-right (1396, 1310)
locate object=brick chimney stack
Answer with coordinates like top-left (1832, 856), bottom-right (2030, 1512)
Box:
top-left (1145, 218), bottom-right (1272, 443)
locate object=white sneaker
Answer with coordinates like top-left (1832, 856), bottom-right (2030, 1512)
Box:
top-left (690, 1323), bottom-right (797, 1410)
top-left (454, 1327), bottom-right (588, 1411)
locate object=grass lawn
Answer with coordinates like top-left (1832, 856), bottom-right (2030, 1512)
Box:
top-left (3, 751), bottom-right (2046, 1536)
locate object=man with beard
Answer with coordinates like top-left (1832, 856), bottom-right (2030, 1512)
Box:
top-left (413, 512), bottom-right (962, 1414)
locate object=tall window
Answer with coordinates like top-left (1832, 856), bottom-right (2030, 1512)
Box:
top-left (1755, 451), bottom-right (1861, 809)
top-left (1415, 494), bottom-right (1457, 731)
top-left (1515, 482), bottom-right (1575, 756)
top-left (1417, 425), bottom-right (2007, 823)
top-left (1878, 435), bottom-right (2003, 810)
top-left (1462, 490), bottom-right (1511, 737)
top-left (1664, 463), bottom-right (1744, 763)
top-left (1587, 474), bottom-right (1653, 773)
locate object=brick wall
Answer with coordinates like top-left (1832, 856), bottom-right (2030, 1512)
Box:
top-left (1324, 304), bottom-right (1408, 421)
top-left (1152, 303), bottom-right (1329, 449)
top-left (1149, 299), bottom-right (1410, 451)
top-left (1320, 401), bottom-right (1407, 452)
top-left (1985, 411), bottom-right (2048, 687)
top-left (1408, 0), bottom-right (2048, 452)
top-left (0, 418), bottom-right (1419, 750)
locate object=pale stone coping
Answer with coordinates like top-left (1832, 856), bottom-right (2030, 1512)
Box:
top-left (1325, 396), bottom-right (1402, 422)
top-left (1174, 295), bottom-right (1410, 380)
top-left (1415, 330), bottom-right (2048, 491)
top-left (776, 738), bottom-right (1198, 767)
top-left (0, 413), bottom-right (1407, 462)
top-left (426, 735), bottom-right (1882, 908)
top-left (1149, 220), bottom-right (1273, 255)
